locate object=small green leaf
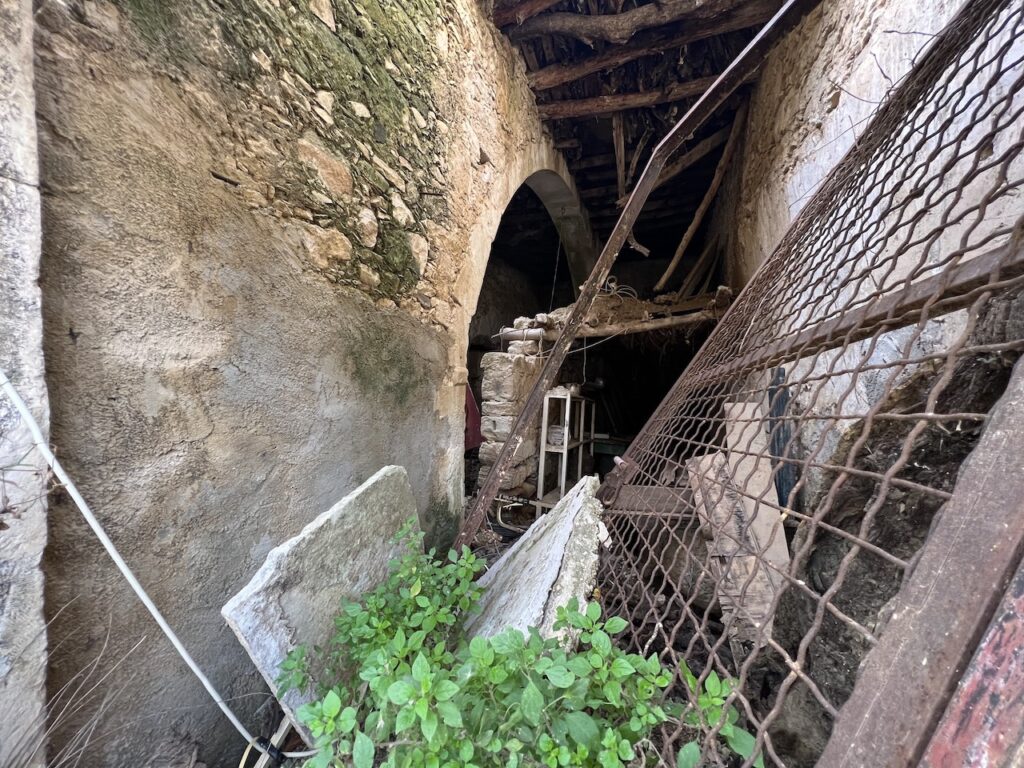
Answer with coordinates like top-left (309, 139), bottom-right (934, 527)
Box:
top-left (352, 731), bottom-right (374, 768)
top-left (337, 707), bottom-right (357, 734)
top-left (387, 680), bottom-right (416, 705)
top-left (434, 679), bottom-right (459, 701)
top-left (604, 616), bottom-right (628, 634)
top-left (412, 653), bottom-right (430, 683)
top-left (545, 666), bottom-right (575, 688)
top-left (677, 741), bottom-right (701, 768)
top-left (437, 700), bottom-right (463, 727)
top-left (521, 681), bottom-right (544, 726)
top-left (603, 679), bottom-right (622, 706)
top-left (705, 670), bottom-right (722, 697)
top-left (586, 602), bottom-right (602, 622)
top-left (609, 657), bottom-right (635, 678)
top-left (590, 630), bottom-right (612, 656)
top-left (491, 630), bottom-right (523, 655)
top-left (410, 578), bottom-right (422, 597)
top-left (414, 697), bottom-right (429, 718)
top-left (309, 747), bottom-right (334, 768)
top-left (420, 709), bottom-right (439, 741)
top-left (470, 636), bottom-right (488, 658)
top-left (562, 711), bottom-right (599, 749)
top-left (322, 690), bottom-right (342, 719)
top-left (726, 727), bottom-right (765, 768)
top-left (395, 705), bottom-right (416, 732)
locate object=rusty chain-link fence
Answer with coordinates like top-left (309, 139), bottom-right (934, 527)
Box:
top-left (594, 0), bottom-right (1024, 764)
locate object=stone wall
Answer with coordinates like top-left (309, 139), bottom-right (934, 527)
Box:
top-left (0, 0), bottom-right (48, 763)
top-left (30, 0), bottom-right (588, 764)
top-left (714, 0), bottom-right (967, 287)
top-left (477, 349), bottom-right (543, 495)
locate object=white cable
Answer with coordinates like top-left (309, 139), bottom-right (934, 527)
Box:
top-left (0, 371), bottom-right (317, 762)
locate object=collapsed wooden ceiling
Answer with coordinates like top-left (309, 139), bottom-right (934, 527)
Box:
top-left (490, 0), bottom-right (778, 294)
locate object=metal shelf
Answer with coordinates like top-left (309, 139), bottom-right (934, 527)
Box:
top-left (533, 387), bottom-right (596, 517)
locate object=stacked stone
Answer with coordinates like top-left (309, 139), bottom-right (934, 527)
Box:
top-left (477, 349), bottom-right (543, 496)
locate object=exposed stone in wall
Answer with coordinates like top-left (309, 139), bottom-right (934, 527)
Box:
top-left (477, 350), bottom-right (542, 495)
top-left (0, 0), bottom-right (48, 762)
top-left (29, 0), bottom-right (592, 764)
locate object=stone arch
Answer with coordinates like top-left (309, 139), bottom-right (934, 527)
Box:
top-left (455, 143), bottom-right (597, 326)
top-left (437, 138), bottom-right (597, 519)
top-left (521, 168), bottom-right (597, 295)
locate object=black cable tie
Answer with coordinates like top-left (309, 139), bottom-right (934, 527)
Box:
top-left (255, 736), bottom-right (285, 765)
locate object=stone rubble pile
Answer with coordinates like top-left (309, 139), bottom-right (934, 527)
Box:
top-left (477, 337), bottom-right (543, 496)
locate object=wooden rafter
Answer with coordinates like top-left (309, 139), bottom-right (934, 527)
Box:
top-left (527, 0), bottom-right (778, 90)
top-left (653, 102), bottom-right (747, 292)
top-left (493, 0), bottom-right (565, 27)
top-left (617, 124), bottom-right (730, 206)
top-left (612, 114), bottom-right (627, 199)
top-left (537, 72), bottom-right (753, 119)
top-left (510, 0), bottom-right (746, 45)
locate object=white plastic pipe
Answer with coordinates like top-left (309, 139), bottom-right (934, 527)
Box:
top-left (0, 370), bottom-right (316, 762)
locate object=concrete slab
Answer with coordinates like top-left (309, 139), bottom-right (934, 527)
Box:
top-left (222, 466), bottom-right (418, 734)
top-left (466, 476), bottom-right (602, 641)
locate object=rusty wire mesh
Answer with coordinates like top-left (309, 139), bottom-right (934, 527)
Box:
top-left (594, 0), bottom-right (1024, 765)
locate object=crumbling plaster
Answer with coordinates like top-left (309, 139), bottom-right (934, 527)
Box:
top-left (0, 0), bottom-right (48, 763)
top-left (716, 0), bottom-right (968, 286)
top-left (31, 0), bottom-right (592, 764)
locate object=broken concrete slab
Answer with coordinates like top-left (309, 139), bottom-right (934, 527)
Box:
top-left (466, 476), bottom-right (602, 641)
top-left (222, 466), bottom-right (418, 735)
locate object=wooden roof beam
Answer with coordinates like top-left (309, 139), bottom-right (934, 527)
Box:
top-left (510, 0), bottom-right (751, 45)
top-left (493, 0), bottom-right (565, 28)
top-left (616, 123), bottom-right (730, 206)
top-left (537, 73), bottom-right (755, 119)
top-left (527, 0), bottom-right (778, 90)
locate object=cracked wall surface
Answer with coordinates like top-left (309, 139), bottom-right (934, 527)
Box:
top-left (31, 0), bottom-right (587, 764)
top-left (0, 0), bottom-right (48, 763)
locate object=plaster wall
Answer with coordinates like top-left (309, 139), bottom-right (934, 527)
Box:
top-left (0, 0), bottom-right (48, 763)
top-left (31, 0), bottom-right (590, 764)
top-left (716, 0), bottom-right (968, 287)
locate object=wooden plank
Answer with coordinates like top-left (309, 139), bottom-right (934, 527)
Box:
top-left (614, 484), bottom-right (693, 515)
top-left (819, 355), bottom-right (1024, 768)
top-left (920, 557), bottom-right (1024, 768)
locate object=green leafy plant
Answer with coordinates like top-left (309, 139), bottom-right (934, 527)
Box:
top-left (675, 666), bottom-right (763, 768)
top-left (277, 522), bottom-right (673, 767)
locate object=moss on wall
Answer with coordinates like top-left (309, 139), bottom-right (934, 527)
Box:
top-left (114, 0), bottom-right (448, 304)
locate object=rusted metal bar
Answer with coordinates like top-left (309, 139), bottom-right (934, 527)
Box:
top-left (698, 233), bottom-right (1024, 387)
top-left (456, 0), bottom-right (826, 549)
top-left (919, 556), bottom-right (1024, 768)
top-left (818, 355), bottom-right (1024, 768)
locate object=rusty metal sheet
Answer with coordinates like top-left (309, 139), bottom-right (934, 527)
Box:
top-left (920, 557), bottom-right (1024, 768)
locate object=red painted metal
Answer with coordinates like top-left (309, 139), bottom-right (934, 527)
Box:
top-left (920, 557), bottom-right (1024, 768)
